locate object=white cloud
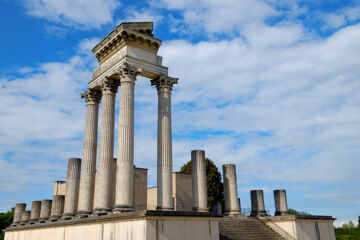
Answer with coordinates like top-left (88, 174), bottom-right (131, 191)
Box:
top-left (24, 0), bottom-right (121, 28)
top-left (321, 5), bottom-right (360, 30)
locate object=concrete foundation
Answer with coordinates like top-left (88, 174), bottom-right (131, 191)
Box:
top-left (5, 211), bottom-right (219, 240)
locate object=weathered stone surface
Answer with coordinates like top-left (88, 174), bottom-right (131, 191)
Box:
top-left (63, 158), bottom-right (81, 217)
top-left (50, 195), bottom-right (65, 220)
top-left (29, 201), bottom-right (41, 223)
top-left (78, 89), bottom-right (101, 216)
top-left (274, 189), bottom-right (288, 216)
top-left (20, 211), bottom-right (30, 225)
top-left (222, 164), bottom-right (241, 215)
top-left (151, 75), bottom-right (177, 211)
top-left (12, 203), bottom-right (26, 226)
top-left (114, 63), bottom-right (141, 212)
top-left (250, 190), bottom-right (268, 217)
top-left (94, 79), bottom-right (117, 214)
top-left (39, 200), bottom-right (52, 221)
top-left (191, 150), bottom-right (208, 212)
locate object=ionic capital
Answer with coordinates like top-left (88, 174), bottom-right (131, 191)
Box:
top-left (101, 77), bottom-right (119, 94)
top-left (81, 89), bottom-right (102, 104)
top-left (118, 63), bottom-right (142, 84)
top-left (151, 75), bottom-right (178, 91)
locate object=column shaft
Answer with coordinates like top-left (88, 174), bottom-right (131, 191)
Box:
top-left (39, 200), bottom-right (52, 222)
top-left (192, 150), bottom-right (208, 212)
top-left (250, 190), bottom-right (267, 216)
top-left (78, 90), bottom-right (101, 215)
top-left (12, 203), bottom-right (26, 226)
top-left (151, 75), bottom-right (177, 211)
top-left (51, 195), bottom-right (65, 220)
top-left (63, 158), bottom-right (81, 217)
top-left (274, 189), bottom-right (288, 216)
top-left (114, 64), bottom-right (141, 212)
top-left (29, 201), bottom-right (41, 223)
top-left (20, 211), bottom-right (30, 225)
top-left (94, 79), bottom-right (117, 214)
top-left (223, 164), bottom-right (241, 215)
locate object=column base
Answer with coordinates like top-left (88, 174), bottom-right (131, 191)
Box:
top-left (93, 208), bottom-right (112, 216)
top-left (156, 206), bottom-right (174, 211)
top-left (224, 209), bottom-right (241, 216)
top-left (275, 211), bottom-right (289, 216)
top-left (49, 216), bottom-right (61, 222)
top-left (113, 205), bottom-right (134, 213)
top-left (192, 207), bottom-right (209, 212)
top-left (250, 210), bottom-right (268, 217)
top-left (61, 213), bottom-right (75, 220)
top-left (76, 210), bottom-right (93, 218)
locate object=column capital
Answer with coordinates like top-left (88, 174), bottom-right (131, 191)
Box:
top-left (151, 75), bottom-right (178, 91)
top-left (81, 89), bottom-right (102, 104)
top-left (118, 63), bottom-right (142, 84)
top-left (101, 78), bottom-right (119, 94)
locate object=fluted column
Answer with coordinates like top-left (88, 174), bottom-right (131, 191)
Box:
top-left (12, 203), bottom-right (26, 226)
top-left (39, 200), bottom-right (52, 222)
top-left (63, 158), bottom-right (81, 217)
top-left (114, 63), bottom-right (142, 212)
top-left (50, 195), bottom-right (65, 220)
top-left (151, 75), bottom-right (178, 211)
top-left (29, 201), bottom-right (41, 223)
top-left (274, 189), bottom-right (288, 216)
top-left (192, 150), bottom-right (208, 212)
top-left (223, 164), bottom-right (241, 215)
top-left (20, 211), bottom-right (30, 225)
top-left (78, 89), bottom-right (101, 216)
top-left (250, 190), bottom-right (267, 217)
top-left (94, 78), bottom-right (118, 214)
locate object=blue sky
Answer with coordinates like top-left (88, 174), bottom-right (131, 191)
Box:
top-left (0, 0), bottom-right (360, 226)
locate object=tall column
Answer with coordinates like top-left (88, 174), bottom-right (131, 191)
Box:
top-left (29, 201), bottom-right (41, 223)
top-left (39, 200), bottom-right (52, 222)
top-left (77, 89), bottom-right (101, 216)
top-left (63, 158), bottom-right (81, 218)
top-left (250, 190), bottom-right (267, 217)
top-left (12, 203), bottom-right (26, 226)
top-left (114, 63), bottom-right (141, 212)
top-left (94, 78), bottom-right (118, 214)
top-left (151, 75), bottom-right (177, 211)
top-left (223, 164), bottom-right (241, 215)
top-left (274, 189), bottom-right (288, 216)
top-left (192, 150), bottom-right (208, 212)
top-left (50, 195), bottom-right (65, 220)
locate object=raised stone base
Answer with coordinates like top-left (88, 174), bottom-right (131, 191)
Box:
top-left (261, 215), bottom-right (336, 240)
top-left (5, 211), bottom-right (220, 240)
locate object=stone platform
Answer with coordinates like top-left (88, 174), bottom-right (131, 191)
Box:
top-left (5, 210), bottom-right (220, 240)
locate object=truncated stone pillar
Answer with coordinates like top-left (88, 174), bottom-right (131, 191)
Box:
top-left (63, 158), bottom-right (81, 217)
top-left (114, 64), bottom-right (141, 212)
top-left (274, 189), bottom-right (288, 216)
top-left (29, 201), bottom-right (41, 224)
top-left (50, 195), bottom-right (65, 220)
top-left (223, 164), bottom-right (241, 215)
top-left (39, 200), bottom-right (52, 222)
top-left (250, 190), bottom-right (267, 217)
top-left (151, 75), bottom-right (177, 211)
top-left (20, 211), bottom-right (30, 225)
top-left (191, 150), bottom-right (208, 212)
top-left (78, 89), bottom-right (101, 216)
top-left (94, 79), bottom-right (117, 214)
top-left (12, 203), bottom-right (26, 226)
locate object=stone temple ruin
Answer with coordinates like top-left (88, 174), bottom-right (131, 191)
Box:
top-left (4, 22), bottom-right (336, 240)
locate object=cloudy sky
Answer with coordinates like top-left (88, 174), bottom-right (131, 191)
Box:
top-left (0, 0), bottom-right (359, 225)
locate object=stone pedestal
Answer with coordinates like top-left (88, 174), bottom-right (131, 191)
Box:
top-left (39, 200), bottom-right (52, 222)
top-left (63, 158), bottom-right (81, 218)
top-left (78, 89), bottom-right (101, 216)
top-left (151, 76), bottom-right (177, 211)
top-left (222, 164), bottom-right (241, 215)
top-left (20, 211), bottom-right (30, 225)
top-left (29, 201), bottom-right (41, 224)
top-left (94, 79), bottom-right (117, 214)
top-left (50, 195), bottom-right (65, 220)
top-left (250, 190), bottom-right (267, 217)
top-left (191, 150), bottom-right (208, 212)
top-left (114, 64), bottom-right (141, 212)
top-left (12, 203), bottom-right (26, 226)
top-left (274, 189), bottom-right (288, 216)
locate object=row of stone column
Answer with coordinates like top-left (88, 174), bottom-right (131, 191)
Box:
top-left (78, 63), bottom-right (178, 215)
top-left (250, 189), bottom-right (288, 217)
top-left (12, 196), bottom-right (66, 226)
